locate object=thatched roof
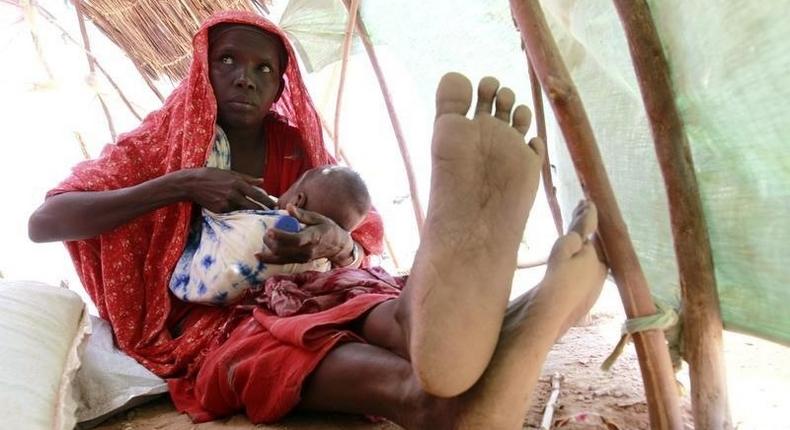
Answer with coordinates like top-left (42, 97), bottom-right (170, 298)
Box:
top-left (77, 0), bottom-right (271, 82)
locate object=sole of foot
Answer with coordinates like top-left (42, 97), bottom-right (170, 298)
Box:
top-left (405, 72), bottom-right (546, 397)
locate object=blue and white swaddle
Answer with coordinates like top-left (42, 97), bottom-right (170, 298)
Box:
top-left (168, 127), bottom-right (330, 305)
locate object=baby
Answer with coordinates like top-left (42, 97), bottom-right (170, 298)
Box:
top-left (169, 165), bottom-right (371, 305)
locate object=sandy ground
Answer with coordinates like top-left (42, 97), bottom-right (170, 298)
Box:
top-left (93, 271), bottom-right (790, 430)
top-left (521, 283), bottom-right (689, 430)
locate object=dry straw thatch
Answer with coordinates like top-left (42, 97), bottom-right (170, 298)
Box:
top-left (77, 0), bottom-right (271, 82)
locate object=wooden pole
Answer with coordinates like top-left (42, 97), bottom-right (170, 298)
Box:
top-left (73, 0), bottom-right (116, 141)
top-left (89, 53), bottom-right (143, 121)
top-left (129, 58), bottom-right (166, 103)
top-left (29, 2), bottom-right (156, 112)
top-left (22, 0), bottom-right (55, 82)
top-left (528, 61), bottom-right (564, 236)
top-left (339, 142), bottom-right (404, 271)
top-left (64, 1), bottom-right (164, 102)
top-left (317, 109), bottom-right (403, 271)
top-left (613, 1), bottom-right (731, 428)
top-left (510, 1), bottom-right (684, 428)
top-left (333, 0), bottom-right (359, 159)
top-left (342, 0), bottom-right (425, 234)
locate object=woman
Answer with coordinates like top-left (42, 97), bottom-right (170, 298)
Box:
top-left (29, 11), bottom-right (606, 429)
top-left (29, 10), bottom-right (378, 370)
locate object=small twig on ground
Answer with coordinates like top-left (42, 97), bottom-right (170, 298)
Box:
top-left (540, 372), bottom-right (563, 430)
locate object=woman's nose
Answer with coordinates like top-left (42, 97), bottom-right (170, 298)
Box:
top-left (233, 67), bottom-right (256, 90)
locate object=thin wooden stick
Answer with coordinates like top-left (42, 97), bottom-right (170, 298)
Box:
top-left (383, 236), bottom-right (401, 271)
top-left (540, 373), bottom-right (562, 430)
top-left (338, 145), bottom-right (403, 271)
top-left (71, 5), bottom-right (143, 121)
top-left (129, 56), bottom-right (166, 102)
top-left (91, 54), bottom-right (143, 121)
top-left (528, 61), bottom-right (564, 236)
top-left (71, 1), bottom-right (143, 122)
top-left (612, 1), bottom-right (732, 428)
top-left (72, 0), bottom-right (166, 101)
top-left (342, 0), bottom-right (425, 234)
top-left (251, 0), bottom-right (269, 15)
top-left (7, 14), bottom-right (24, 27)
top-left (22, 0), bottom-right (54, 81)
top-left (26, 1), bottom-right (144, 121)
top-left (317, 108), bottom-right (337, 142)
top-left (96, 96), bottom-right (117, 140)
top-left (317, 109), bottom-right (403, 271)
top-left (74, 0), bottom-right (116, 141)
top-left (73, 131), bottom-right (90, 159)
top-left (510, 1), bottom-right (684, 428)
top-left (333, 0), bottom-right (359, 159)
top-left (0, 19), bottom-right (25, 55)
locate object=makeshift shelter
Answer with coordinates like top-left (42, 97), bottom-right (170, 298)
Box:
top-left (0, 0), bottom-right (787, 428)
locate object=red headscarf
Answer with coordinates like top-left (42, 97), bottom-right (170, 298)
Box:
top-left (49, 11), bottom-right (383, 376)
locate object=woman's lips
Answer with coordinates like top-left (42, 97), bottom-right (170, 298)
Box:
top-left (228, 100), bottom-right (257, 110)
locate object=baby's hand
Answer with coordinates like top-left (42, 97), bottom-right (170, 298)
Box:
top-left (256, 204), bottom-right (351, 265)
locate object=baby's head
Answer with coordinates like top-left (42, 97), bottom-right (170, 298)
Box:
top-left (278, 166), bottom-right (371, 231)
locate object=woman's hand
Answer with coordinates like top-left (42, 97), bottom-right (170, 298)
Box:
top-left (178, 167), bottom-right (275, 212)
top-left (256, 204), bottom-right (355, 265)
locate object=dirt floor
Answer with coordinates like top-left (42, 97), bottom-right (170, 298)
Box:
top-left (93, 273), bottom-right (789, 430)
top-left (520, 284), bottom-right (691, 430)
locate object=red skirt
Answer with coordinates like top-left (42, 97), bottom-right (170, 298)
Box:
top-left (168, 267), bottom-right (403, 423)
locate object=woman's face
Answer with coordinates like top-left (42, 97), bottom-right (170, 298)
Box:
top-left (208, 26), bottom-right (284, 131)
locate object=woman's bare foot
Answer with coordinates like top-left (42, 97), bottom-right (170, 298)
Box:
top-left (455, 200), bottom-right (607, 429)
top-left (546, 200), bottom-right (607, 334)
top-left (403, 72), bottom-right (546, 397)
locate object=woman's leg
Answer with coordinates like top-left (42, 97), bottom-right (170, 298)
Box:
top-left (359, 72), bottom-right (546, 397)
top-left (301, 202), bottom-right (606, 429)
top-left (301, 72), bottom-right (605, 428)
top-left (455, 200), bottom-right (606, 428)
top-left (299, 342), bottom-right (455, 429)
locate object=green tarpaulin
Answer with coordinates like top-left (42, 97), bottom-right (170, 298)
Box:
top-left (354, 0), bottom-right (790, 345)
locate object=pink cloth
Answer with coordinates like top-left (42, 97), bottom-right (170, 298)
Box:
top-left (170, 267), bottom-right (404, 423)
top-left (258, 266), bottom-right (404, 316)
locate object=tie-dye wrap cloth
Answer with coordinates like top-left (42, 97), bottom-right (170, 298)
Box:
top-left (169, 209), bottom-right (330, 305)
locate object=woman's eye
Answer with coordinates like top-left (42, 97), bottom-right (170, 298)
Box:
top-left (259, 64), bottom-right (272, 73)
top-left (221, 56), bottom-right (233, 65)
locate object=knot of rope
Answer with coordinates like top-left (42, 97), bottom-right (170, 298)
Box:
top-left (601, 301), bottom-right (681, 371)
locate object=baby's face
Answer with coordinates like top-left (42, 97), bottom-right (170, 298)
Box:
top-left (279, 175), bottom-right (364, 231)
top-left (307, 195), bottom-right (364, 231)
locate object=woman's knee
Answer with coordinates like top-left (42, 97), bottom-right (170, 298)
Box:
top-left (358, 298), bottom-right (411, 358)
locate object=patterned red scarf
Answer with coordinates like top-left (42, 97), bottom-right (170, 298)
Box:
top-left (49, 11), bottom-right (383, 376)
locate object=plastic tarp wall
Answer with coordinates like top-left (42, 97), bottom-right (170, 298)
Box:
top-left (540, 0), bottom-right (790, 345)
top-left (285, 0), bottom-right (789, 345)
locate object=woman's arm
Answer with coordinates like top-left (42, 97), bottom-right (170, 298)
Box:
top-left (29, 171), bottom-right (185, 243)
top-left (29, 168), bottom-right (273, 243)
